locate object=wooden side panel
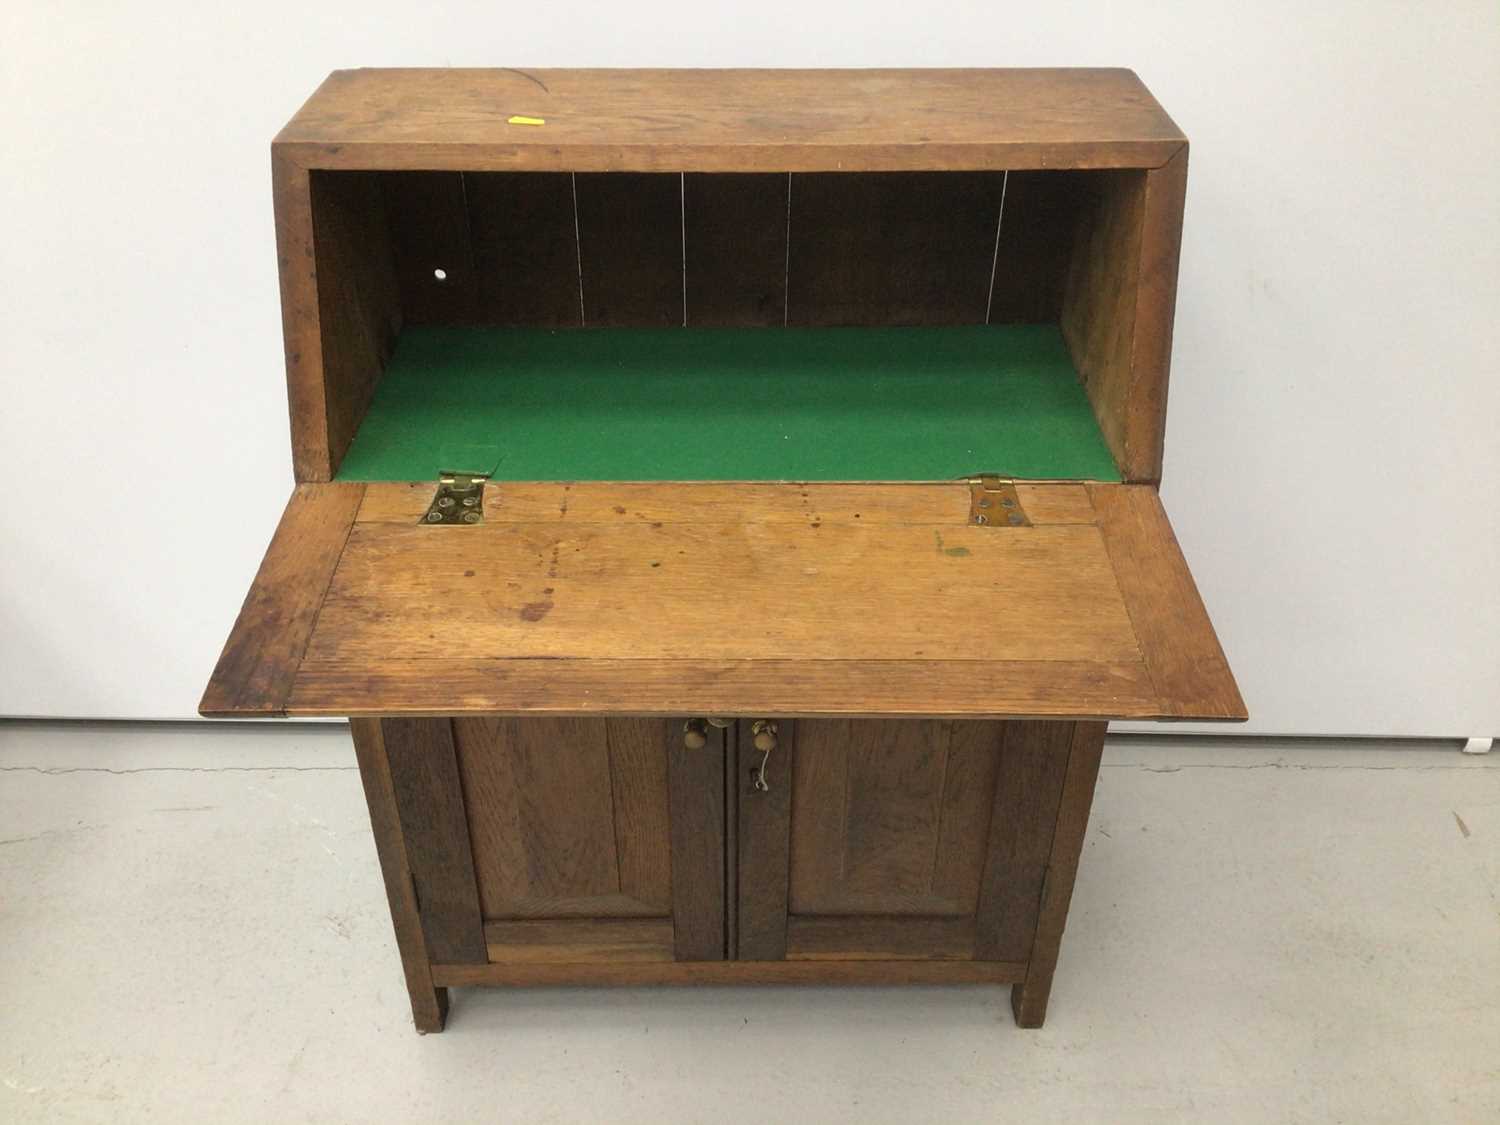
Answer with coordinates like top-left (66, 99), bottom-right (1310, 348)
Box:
top-left (308, 172), bottom-right (401, 473)
top-left (381, 718), bottom-right (487, 965)
top-left (464, 171), bottom-right (582, 326)
top-left (974, 721), bottom-right (1073, 961)
top-left (382, 171), bottom-right (477, 324)
top-left (1090, 484), bottom-right (1246, 720)
top-left (349, 718), bottom-right (448, 1032)
top-left (1061, 147), bottom-right (1187, 482)
top-left (736, 720), bottom-right (793, 959)
top-left (199, 483), bottom-right (365, 716)
top-left (787, 172), bottom-right (1005, 325)
top-left (452, 718), bottom-right (672, 919)
top-left (667, 721), bottom-right (728, 960)
top-left (273, 152), bottom-right (331, 482)
top-left (1012, 721), bottom-right (1107, 1027)
top-left (788, 720), bottom-right (1003, 916)
top-left (684, 173), bottom-right (788, 326)
top-left (574, 172), bottom-right (681, 326)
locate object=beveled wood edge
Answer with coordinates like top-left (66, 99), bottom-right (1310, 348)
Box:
top-left (272, 138), bottom-right (1188, 175)
top-left (429, 959), bottom-right (1026, 988)
top-left (199, 483), bottom-right (365, 717)
top-left (283, 658), bottom-right (1163, 721)
top-left (1089, 484), bottom-right (1247, 721)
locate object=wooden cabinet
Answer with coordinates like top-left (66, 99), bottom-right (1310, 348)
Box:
top-left (203, 68), bottom-right (1244, 1033)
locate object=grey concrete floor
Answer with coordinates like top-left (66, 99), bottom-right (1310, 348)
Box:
top-left (0, 722), bottom-right (1495, 1123)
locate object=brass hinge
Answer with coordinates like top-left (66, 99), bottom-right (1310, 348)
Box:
top-left (421, 470), bottom-right (488, 525)
top-left (967, 475), bottom-right (1030, 527)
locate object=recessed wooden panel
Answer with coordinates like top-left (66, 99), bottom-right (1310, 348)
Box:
top-left (452, 717), bottom-right (672, 919)
top-left (574, 172), bottom-right (681, 326)
top-left (786, 172), bottom-right (1004, 325)
top-left (684, 173), bottom-right (788, 326)
top-left (789, 720), bottom-right (1004, 916)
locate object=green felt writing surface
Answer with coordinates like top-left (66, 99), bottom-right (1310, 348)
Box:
top-left (334, 325), bottom-right (1121, 482)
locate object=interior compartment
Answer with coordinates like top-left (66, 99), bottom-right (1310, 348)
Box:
top-left (306, 169), bottom-right (1153, 483)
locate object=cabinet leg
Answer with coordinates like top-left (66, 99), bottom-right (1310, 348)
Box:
top-left (350, 718), bottom-right (450, 1034)
top-left (1010, 721), bottom-right (1106, 1028)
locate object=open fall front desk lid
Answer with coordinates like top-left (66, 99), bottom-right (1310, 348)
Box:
top-left (200, 480), bottom-right (1244, 721)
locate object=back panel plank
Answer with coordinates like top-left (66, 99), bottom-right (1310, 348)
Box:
top-left (685, 173), bottom-right (788, 326)
top-left (465, 171), bottom-right (582, 326)
top-left (787, 173), bottom-right (1004, 326)
top-left (575, 173), bottom-right (681, 326)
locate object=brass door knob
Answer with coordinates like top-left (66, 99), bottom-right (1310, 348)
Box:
top-left (683, 718), bottom-right (709, 750)
top-left (751, 720), bottom-right (778, 753)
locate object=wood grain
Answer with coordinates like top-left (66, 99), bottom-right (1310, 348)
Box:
top-left (1090, 484), bottom-right (1246, 720)
top-left (667, 720), bottom-right (728, 960)
top-left (199, 483), bottom-right (364, 716)
top-left (287, 658), bottom-right (1158, 719)
top-left (1011, 721), bottom-right (1107, 1027)
top-left (349, 718), bottom-right (448, 1032)
top-left (465, 171), bottom-right (583, 326)
top-left (430, 959), bottom-right (1026, 988)
top-left (974, 721), bottom-right (1073, 961)
top-left (380, 719), bottom-right (487, 964)
top-left (483, 918), bottom-right (675, 963)
top-left (273, 69), bottom-right (1185, 172)
top-left (304, 521), bottom-right (1140, 664)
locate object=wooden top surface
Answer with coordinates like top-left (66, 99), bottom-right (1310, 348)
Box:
top-left (275, 68), bottom-right (1185, 172)
top-left (202, 481), bottom-right (1243, 722)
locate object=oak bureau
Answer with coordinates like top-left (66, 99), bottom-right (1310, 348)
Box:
top-left (202, 68), bottom-right (1245, 1032)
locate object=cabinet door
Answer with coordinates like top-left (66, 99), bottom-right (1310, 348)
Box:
top-left (736, 719), bottom-right (1074, 963)
top-left (385, 716), bottom-right (726, 966)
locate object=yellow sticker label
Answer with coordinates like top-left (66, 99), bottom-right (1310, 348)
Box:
top-left (507, 115), bottom-right (545, 126)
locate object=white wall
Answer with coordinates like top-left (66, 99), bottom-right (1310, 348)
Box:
top-left (3, 3), bottom-right (1496, 734)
